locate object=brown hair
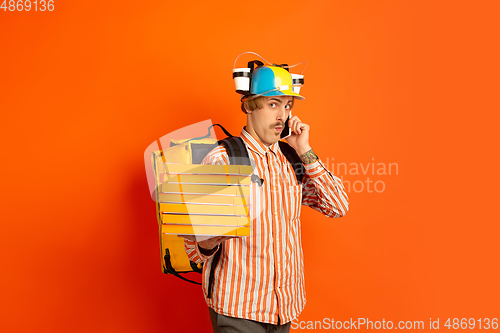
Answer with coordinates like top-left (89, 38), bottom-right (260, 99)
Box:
top-left (240, 96), bottom-right (265, 114)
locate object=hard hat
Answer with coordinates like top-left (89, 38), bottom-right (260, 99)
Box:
top-left (248, 65), bottom-right (305, 100)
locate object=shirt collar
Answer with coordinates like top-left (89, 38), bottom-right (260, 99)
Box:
top-left (240, 127), bottom-right (280, 157)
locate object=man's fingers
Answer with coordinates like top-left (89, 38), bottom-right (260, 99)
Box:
top-left (289, 116), bottom-right (299, 130)
top-left (294, 120), bottom-right (302, 135)
top-left (299, 123), bottom-right (309, 135)
top-left (178, 235), bottom-right (196, 242)
top-left (288, 116), bottom-right (305, 135)
top-left (292, 120), bottom-right (309, 136)
top-left (178, 234), bottom-right (238, 244)
top-left (214, 236), bottom-right (238, 242)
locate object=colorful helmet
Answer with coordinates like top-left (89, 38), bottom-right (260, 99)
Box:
top-left (249, 66), bottom-right (305, 100)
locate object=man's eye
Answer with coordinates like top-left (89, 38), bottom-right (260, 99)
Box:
top-left (270, 103), bottom-right (276, 108)
top-left (285, 105), bottom-right (291, 110)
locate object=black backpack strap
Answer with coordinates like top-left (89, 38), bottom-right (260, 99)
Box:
top-left (278, 141), bottom-right (305, 184)
top-left (218, 136), bottom-right (251, 166)
top-left (184, 124), bottom-right (234, 143)
top-left (163, 248), bottom-right (202, 285)
top-left (206, 247), bottom-right (222, 299)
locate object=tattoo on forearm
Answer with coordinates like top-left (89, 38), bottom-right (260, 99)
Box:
top-left (300, 149), bottom-right (318, 164)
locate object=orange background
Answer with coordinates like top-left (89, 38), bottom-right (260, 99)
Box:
top-left (1, 1), bottom-right (499, 332)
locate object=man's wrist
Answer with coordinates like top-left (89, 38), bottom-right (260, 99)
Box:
top-left (296, 145), bottom-right (312, 156)
top-left (299, 148), bottom-right (318, 164)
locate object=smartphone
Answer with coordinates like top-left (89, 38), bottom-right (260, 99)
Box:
top-left (280, 111), bottom-right (292, 139)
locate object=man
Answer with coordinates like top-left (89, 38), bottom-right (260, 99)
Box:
top-left (183, 64), bottom-right (349, 332)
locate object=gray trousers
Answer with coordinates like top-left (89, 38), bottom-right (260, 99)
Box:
top-left (208, 307), bottom-right (291, 333)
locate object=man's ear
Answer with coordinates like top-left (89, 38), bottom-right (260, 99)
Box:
top-left (241, 102), bottom-right (251, 114)
top-left (243, 103), bottom-right (252, 114)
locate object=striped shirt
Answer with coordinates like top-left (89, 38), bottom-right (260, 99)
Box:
top-left (184, 127), bottom-right (349, 325)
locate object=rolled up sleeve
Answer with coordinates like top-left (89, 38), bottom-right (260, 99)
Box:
top-left (301, 158), bottom-right (349, 218)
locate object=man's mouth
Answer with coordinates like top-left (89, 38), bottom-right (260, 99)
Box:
top-left (275, 126), bottom-right (283, 131)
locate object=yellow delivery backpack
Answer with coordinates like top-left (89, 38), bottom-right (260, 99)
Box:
top-left (151, 125), bottom-right (304, 285)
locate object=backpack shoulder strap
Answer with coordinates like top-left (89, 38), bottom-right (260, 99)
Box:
top-left (218, 136), bottom-right (251, 166)
top-left (207, 248), bottom-right (221, 299)
top-left (278, 141), bottom-right (305, 184)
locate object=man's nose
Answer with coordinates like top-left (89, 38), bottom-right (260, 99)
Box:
top-left (277, 107), bottom-right (287, 121)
